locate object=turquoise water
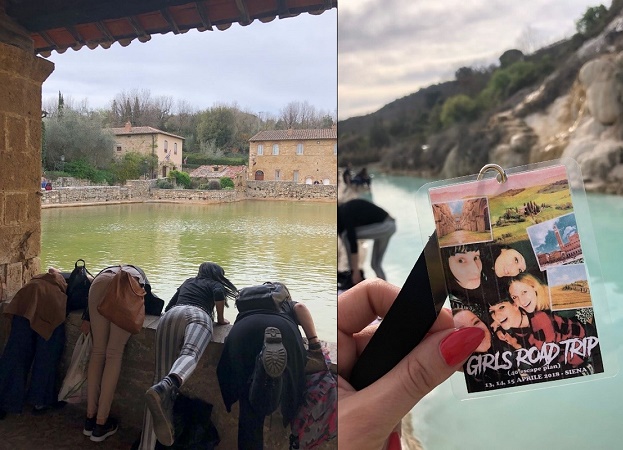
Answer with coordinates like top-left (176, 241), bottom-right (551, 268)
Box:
top-left (364, 173), bottom-right (623, 449)
top-left (41, 201), bottom-right (337, 342)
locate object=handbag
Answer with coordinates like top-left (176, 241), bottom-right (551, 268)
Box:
top-left (97, 267), bottom-right (146, 334)
top-left (64, 259), bottom-right (94, 312)
top-left (58, 332), bottom-right (92, 404)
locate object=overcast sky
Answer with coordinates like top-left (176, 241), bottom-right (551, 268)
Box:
top-left (339, 0), bottom-right (613, 120)
top-left (42, 9), bottom-right (337, 118)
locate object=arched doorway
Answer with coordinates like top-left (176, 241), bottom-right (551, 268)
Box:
top-left (255, 170), bottom-right (264, 181)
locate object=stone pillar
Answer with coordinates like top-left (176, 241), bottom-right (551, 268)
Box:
top-left (0, 12), bottom-right (54, 302)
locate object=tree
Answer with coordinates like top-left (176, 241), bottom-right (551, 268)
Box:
top-left (111, 152), bottom-right (157, 184)
top-left (515, 26), bottom-right (545, 55)
top-left (43, 108), bottom-right (115, 171)
top-left (108, 89), bottom-right (173, 128)
top-left (440, 95), bottom-right (479, 127)
top-left (576, 5), bottom-right (608, 36)
top-left (196, 105), bottom-right (236, 151)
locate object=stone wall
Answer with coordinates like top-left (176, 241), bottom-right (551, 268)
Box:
top-left (41, 185), bottom-right (134, 205)
top-left (149, 188), bottom-right (243, 203)
top-left (0, 40), bottom-right (54, 302)
top-left (246, 181), bottom-right (337, 200)
top-left (39, 181), bottom-right (336, 206)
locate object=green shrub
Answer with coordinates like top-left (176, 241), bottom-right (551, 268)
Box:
top-left (440, 95), bottom-right (480, 127)
top-left (169, 170), bottom-right (191, 189)
top-left (208, 180), bottom-right (221, 190)
top-left (156, 179), bottom-right (174, 189)
top-left (220, 177), bottom-right (234, 189)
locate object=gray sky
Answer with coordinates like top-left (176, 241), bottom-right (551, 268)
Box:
top-left (339, 0), bottom-right (612, 120)
top-left (42, 9), bottom-right (337, 117)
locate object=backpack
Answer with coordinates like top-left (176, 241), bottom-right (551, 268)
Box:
top-left (65, 259), bottom-right (93, 312)
top-left (235, 282), bottom-right (291, 313)
top-left (289, 351), bottom-right (337, 449)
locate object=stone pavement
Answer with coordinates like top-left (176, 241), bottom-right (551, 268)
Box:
top-left (0, 402), bottom-right (141, 450)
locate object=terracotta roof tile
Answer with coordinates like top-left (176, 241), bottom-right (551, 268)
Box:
top-left (249, 128), bottom-right (337, 141)
top-left (6, 0), bottom-right (336, 56)
top-left (108, 126), bottom-right (185, 140)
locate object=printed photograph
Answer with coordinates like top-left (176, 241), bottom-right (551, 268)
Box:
top-left (527, 213), bottom-right (583, 270)
top-left (432, 197), bottom-right (492, 247)
top-left (546, 264), bottom-right (593, 310)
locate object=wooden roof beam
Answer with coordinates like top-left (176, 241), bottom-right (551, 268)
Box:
top-left (127, 15), bottom-right (151, 42)
top-left (234, 0), bottom-right (251, 26)
top-left (66, 25), bottom-right (86, 49)
top-left (95, 21), bottom-right (115, 49)
top-left (159, 8), bottom-right (180, 34)
top-left (194, 1), bottom-right (213, 31)
top-left (37, 30), bottom-right (59, 52)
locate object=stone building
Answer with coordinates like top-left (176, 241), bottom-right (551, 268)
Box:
top-left (109, 122), bottom-right (184, 178)
top-left (248, 127), bottom-right (338, 184)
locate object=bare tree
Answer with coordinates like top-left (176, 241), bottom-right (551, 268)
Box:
top-left (279, 101), bottom-right (301, 129)
top-left (516, 25), bottom-right (546, 55)
top-left (108, 89), bottom-right (172, 128)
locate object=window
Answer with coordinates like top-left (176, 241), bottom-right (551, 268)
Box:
top-left (333, 143), bottom-right (337, 155)
top-left (296, 143), bottom-right (304, 155)
top-left (164, 140), bottom-right (168, 153)
top-left (116, 145), bottom-right (122, 152)
top-left (275, 170), bottom-right (281, 181)
top-left (174, 143), bottom-right (178, 155)
top-left (293, 170), bottom-right (299, 183)
top-left (272, 144), bottom-right (279, 155)
top-left (257, 144), bottom-right (264, 156)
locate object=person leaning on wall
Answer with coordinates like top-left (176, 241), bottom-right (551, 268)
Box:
top-left (81, 264), bottom-right (157, 443)
top-left (138, 262), bottom-right (237, 450)
top-left (0, 268), bottom-right (68, 419)
top-left (216, 282), bottom-right (308, 450)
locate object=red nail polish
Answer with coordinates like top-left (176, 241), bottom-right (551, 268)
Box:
top-left (439, 327), bottom-right (485, 366)
top-left (387, 432), bottom-right (402, 450)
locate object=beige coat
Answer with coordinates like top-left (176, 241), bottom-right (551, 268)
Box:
top-left (4, 272), bottom-right (67, 340)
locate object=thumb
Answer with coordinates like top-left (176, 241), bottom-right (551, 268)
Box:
top-left (365, 326), bottom-right (484, 427)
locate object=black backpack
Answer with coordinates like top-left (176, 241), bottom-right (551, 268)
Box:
top-left (65, 259), bottom-right (93, 312)
top-left (235, 282), bottom-right (291, 313)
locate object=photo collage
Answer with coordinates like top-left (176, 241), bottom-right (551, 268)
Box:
top-left (429, 165), bottom-right (603, 393)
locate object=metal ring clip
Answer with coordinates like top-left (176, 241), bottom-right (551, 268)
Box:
top-left (477, 163), bottom-right (507, 183)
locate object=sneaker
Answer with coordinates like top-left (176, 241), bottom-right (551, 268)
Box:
top-left (262, 327), bottom-right (288, 378)
top-left (83, 416), bottom-right (96, 436)
top-left (90, 418), bottom-right (118, 442)
top-left (145, 378), bottom-right (179, 446)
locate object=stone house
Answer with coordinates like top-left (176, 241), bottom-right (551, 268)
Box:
top-left (248, 127), bottom-right (337, 184)
top-left (109, 122), bottom-right (184, 178)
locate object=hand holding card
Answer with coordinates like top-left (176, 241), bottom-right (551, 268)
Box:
top-left (337, 278), bottom-right (483, 450)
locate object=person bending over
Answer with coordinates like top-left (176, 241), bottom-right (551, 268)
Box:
top-left (338, 198), bottom-right (396, 286)
top-left (139, 262), bottom-right (237, 449)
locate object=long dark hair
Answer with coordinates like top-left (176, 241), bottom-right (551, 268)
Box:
top-left (197, 262), bottom-right (238, 304)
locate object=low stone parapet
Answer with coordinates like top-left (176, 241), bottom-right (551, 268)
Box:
top-left (247, 181), bottom-right (336, 201)
top-left (41, 185), bottom-right (134, 205)
top-left (40, 181), bottom-right (336, 207)
top-left (148, 188), bottom-right (242, 203)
